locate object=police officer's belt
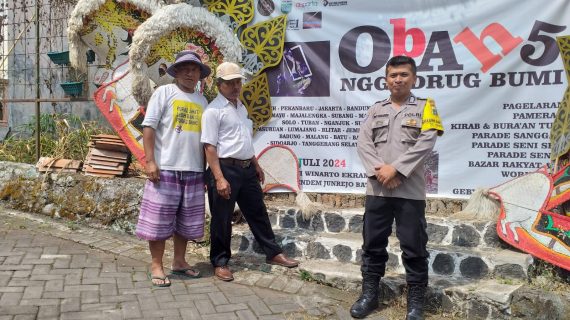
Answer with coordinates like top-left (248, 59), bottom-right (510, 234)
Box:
top-left (219, 157), bottom-right (251, 168)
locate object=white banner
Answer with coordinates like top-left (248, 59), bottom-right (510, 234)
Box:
top-left (251, 0), bottom-right (570, 197)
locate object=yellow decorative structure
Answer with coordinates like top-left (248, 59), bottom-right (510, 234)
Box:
top-left (203, 0), bottom-right (254, 32)
top-left (69, 0), bottom-right (159, 73)
top-left (203, 2), bottom-right (287, 127)
top-left (240, 15), bottom-right (287, 76)
top-left (550, 35), bottom-right (570, 166)
top-left (241, 73), bottom-right (271, 132)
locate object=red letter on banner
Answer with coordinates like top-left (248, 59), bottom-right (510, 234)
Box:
top-left (453, 23), bottom-right (523, 73)
top-left (390, 18), bottom-right (426, 58)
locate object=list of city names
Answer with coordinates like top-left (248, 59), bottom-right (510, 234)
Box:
top-left (453, 100), bottom-right (557, 191)
top-left (257, 104), bottom-right (370, 189)
top-left (258, 101), bottom-right (558, 192)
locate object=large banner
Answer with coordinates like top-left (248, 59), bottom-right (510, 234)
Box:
top-left (250, 0), bottom-right (570, 197)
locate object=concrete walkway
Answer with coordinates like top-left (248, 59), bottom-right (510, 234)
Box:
top-left (0, 207), bottom-right (374, 320)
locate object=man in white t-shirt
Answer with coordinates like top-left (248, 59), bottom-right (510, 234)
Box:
top-left (135, 50), bottom-right (209, 287)
top-left (201, 62), bottom-right (299, 281)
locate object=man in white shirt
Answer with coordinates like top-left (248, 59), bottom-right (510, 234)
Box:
top-left (201, 62), bottom-right (299, 281)
top-left (136, 50), bottom-right (209, 287)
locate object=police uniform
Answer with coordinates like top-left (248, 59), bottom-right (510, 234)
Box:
top-left (356, 94), bottom-right (443, 285)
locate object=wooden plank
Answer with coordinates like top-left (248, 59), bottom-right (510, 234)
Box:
top-left (36, 157), bottom-right (82, 170)
top-left (38, 168), bottom-right (79, 173)
top-left (84, 165), bottom-right (124, 175)
top-left (85, 158), bottom-right (122, 167)
top-left (90, 163), bottom-right (125, 171)
top-left (87, 153), bottom-right (128, 163)
top-left (94, 140), bottom-right (126, 146)
top-left (90, 134), bottom-right (122, 140)
top-left (91, 136), bottom-right (124, 142)
top-left (87, 154), bottom-right (128, 163)
top-left (89, 147), bottom-right (129, 160)
top-left (92, 139), bottom-right (126, 146)
top-left (93, 142), bottom-right (129, 152)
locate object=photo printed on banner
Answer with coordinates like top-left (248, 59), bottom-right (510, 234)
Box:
top-left (303, 11), bottom-right (322, 29)
top-left (267, 41), bottom-right (330, 97)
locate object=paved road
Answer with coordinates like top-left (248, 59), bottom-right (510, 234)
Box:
top-left (0, 207), bottom-right (371, 320)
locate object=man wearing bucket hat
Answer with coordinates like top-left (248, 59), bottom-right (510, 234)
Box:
top-left (136, 50), bottom-right (211, 287)
top-left (201, 62), bottom-right (299, 281)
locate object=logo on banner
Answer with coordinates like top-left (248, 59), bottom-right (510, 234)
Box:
top-left (322, 0), bottom-right (347, 7)
top-left (303, 11), bottom-right (322, 29)
top-left (287, 19), bottom-right (300, 30)
top-left (258, 0), bottom-right (275, 16)
top-left (281, 0), bottom-right (293, 13)
top-left (295, 0), bottom-right (320, 10)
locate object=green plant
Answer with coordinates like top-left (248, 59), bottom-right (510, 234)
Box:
top-left (0, 112), bottom-right (113, 164)
top-left (300, 270), bottom-right (315, 282)
top-left (496, 277), bottom-right (518, 285)
top-left (528, 260), bottom-right (570, 292)
top-left (66, 220), bottom-right (80, 231)
top-left (67, 66), bottom-right (87, 83)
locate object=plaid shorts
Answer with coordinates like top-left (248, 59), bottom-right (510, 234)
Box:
top-left (136, 170), bottom-right (205, 241)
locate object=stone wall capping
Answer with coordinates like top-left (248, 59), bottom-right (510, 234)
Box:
top-left (232, 223), bottom-right (532, 282)
top-left (291, 259), bottom-right (566, 319)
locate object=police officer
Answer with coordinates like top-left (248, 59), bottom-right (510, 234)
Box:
top-left (350, 56), bottom-right (444, 319)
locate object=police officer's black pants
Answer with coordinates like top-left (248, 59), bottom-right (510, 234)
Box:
top-left (360, 196), bottom-right (429, 285)
top-left (207, 163), bottom-right (282, 267)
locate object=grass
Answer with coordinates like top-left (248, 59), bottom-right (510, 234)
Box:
top-left (298, 269), bottom-right (327, 285)
top-left (0, 112), bottom-right (114, 164)
top-left (65, 220), bottom-right (80, 231)
top-left (299, 270), bottom-right (315, 282)
top-left (496, 277), bottom-right (519, 285)
top-left (527, 260), bottom-right (570, 292)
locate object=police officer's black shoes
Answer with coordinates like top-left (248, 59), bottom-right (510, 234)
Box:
top-left (350, 274), bottom-right (380, 318)
top-left (406, 284), bottom-right (427, 320)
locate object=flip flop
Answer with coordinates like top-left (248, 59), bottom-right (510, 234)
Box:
top-left (147, 272), bottom-right (171, 287)
top-left (170, 268), bottom-right (201, 279)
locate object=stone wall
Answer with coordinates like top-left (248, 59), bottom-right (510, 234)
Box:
top-left (0, 161), bottom-right (467, 231)
top-left (0, 162), bottom-right (144, 232)
top-left (264, 191), bottom-right (466, 216)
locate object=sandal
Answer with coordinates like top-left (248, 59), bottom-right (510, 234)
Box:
top-left (147, 272), bottom-right (171, 287)
top-left (171, 268), bottom-right (201, 279)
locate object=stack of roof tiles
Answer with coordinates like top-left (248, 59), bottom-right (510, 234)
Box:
top-left (83, 134), bottom-right (130, 177)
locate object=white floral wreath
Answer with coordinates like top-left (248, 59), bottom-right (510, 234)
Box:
top-left (67, 0), bottom-right (163, 73)
top-left (129, 3), bottom-right (243, 106)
